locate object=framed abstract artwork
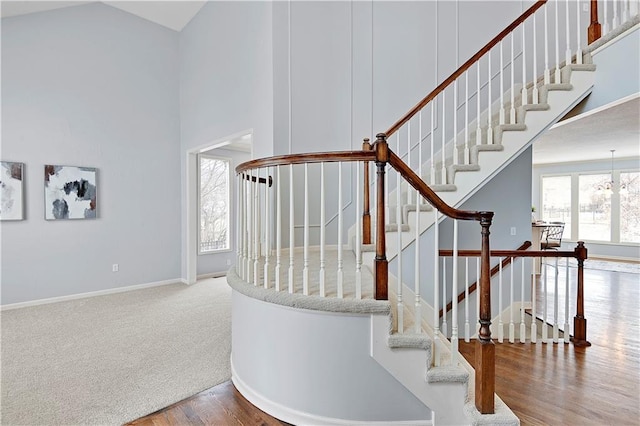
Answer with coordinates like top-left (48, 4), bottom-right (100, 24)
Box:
top-left (44, 165), bottom-right (97, 220)
top-left (0, 161), bottom-right (25, 221)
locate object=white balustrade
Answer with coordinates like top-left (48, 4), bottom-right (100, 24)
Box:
top-left (264, 167), bottom-right (271, 289)
top-left (498, 260), bottom-right (504, 343)
top-left (520, 258), bottom-right (526, 343)
top-left (433, 210), bottom-right (440, 366)
top-left (337, 163), bottom-right (344, 298)
top-left (451, 220), bottom-right (459, 362)
top-left (288, 165), bottom-right (294, 294)
top-left (319, 163), bottom-right (326, 297)
top-left (509, 256), bottom-right (515, 343)
top-left (275, 166), bottom-right (282, 291)
top-left (303, 164), bottom-right (309, 295)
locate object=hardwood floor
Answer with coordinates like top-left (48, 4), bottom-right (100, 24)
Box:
top-left (128, 267), bottom-right (639, 425)
top-left (127, 381), bottom-right (289, 426)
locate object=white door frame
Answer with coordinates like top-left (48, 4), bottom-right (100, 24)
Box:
top-left (184, 130), bottom-right (253, 284)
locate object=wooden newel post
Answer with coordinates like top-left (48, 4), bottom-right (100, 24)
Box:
top-left (475, 212), bottom-right (495, 414)
top-left (588, 0), bottom-right (602, 44)
top-left (362, 138), bottom-right (372, 245)
top-left (572, 241), bottom-right (591, 347)
top-left (373, 133), bottom-right (388, 300)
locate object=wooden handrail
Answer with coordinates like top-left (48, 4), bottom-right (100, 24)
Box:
top-left (386, 143), bottom-right (491, 223)
top-left (439, 241), bottom-right (532, 317)
top-left (236, 150), bottom-right (376, 174)
top-left (384, 0), bottom-right (547, 138)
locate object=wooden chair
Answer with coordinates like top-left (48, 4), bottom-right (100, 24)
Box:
top-left (541, 222), bottom-right (565, 250)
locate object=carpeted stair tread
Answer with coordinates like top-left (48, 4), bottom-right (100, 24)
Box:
top-left (451, 164), bottom-right (481, 172)
top-left (386, 223), bottom-right (410, 232)
top-left (402, 204), bottom-right (433, 224)
top-left (474, 144), bottom-right (504, 152)
top-left (388, 333), bottom-right (432, 350)
top-left (426, 365), bottom-right (470, 384)
top-left (464, 397), bottom-right (520, 425)
top-left (431, 183), bottom-right (457, 192)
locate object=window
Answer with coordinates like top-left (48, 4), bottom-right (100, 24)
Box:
top-left (199, 156), bottom-right (230, 253)
top-left (578, 174), bottom-right (611, 241)
top-left (540, 170), bottom-right (639, 245)
top-left (541, 175), bottom-right (572, 240)
top-left (620, 172), bottom-right (640, 243)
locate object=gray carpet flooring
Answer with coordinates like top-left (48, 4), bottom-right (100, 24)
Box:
top-left (0, 277), bottom-right (231, 425)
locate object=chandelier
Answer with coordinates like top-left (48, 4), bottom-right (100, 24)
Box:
top-left (597, 150), bottom-right (628, 195)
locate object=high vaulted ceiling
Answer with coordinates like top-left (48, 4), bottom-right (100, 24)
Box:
top-left (0, 1), bottom-right (206, 32)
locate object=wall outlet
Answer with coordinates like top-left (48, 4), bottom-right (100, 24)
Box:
top-left (112, 264), bottom-right (119, 272)
top-left (582, 4), bottom-right (589, 12)
top-left (510, 227), bottom-right (517, 236)
top-left (226, 259), bottom-right (231, 266)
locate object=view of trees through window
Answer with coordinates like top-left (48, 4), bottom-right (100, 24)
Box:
top-left (620, 172), bottom-right (640, 243)
top-left (578, 174), bottom-right (611, 241)
top-left (541, 175), bottom-right (572, 240)
top-left (541, 171), bottom-right (639, 244)
top-left (200, 156), bottom-right (229, 253)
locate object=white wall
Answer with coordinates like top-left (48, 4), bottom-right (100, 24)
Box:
top-left (179, 1), bottom-right (274, 280)
top-left (232, 291), bottom-right (432, 423)
top-left (1, 3), bottom-right (181, 305)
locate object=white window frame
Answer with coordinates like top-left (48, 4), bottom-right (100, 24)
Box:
top-left (198, 154), bottom-right (232, 255)
top-left (540, 169), bottom-right (640, 246)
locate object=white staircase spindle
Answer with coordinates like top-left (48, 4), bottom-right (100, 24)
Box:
top-left (520, 257), bottom-right (526, 343)
top-left (288, 165), bottom-right (295, 294)
top-left (521, 23), bottom-right (528, 107)
top-left (542, 257), bottom-right (548, 342)
top-left (407, 121), bottom-right (412, 205)
top-left (475, 61), bottom-right (481, 150)
top-left (453, 80), bottom-right (459, 166)
top-left (302, 164), bottom-right (309, 295)
top-left (451, 220), bottom-right (459, 364)
top-left (576, 0), bottom-right (583, 65)
top-left (603, 0), bottom-right (610, 35)
top-left (498, 259), bottom-right (504, 343)
top-left (623, 0), bottom-right (630, 27)
top-left (487, 52), bottom-right (494, 144)
top-left (613, 0), bottom-right (620, 29)
top-left (564, 259), bottom-right (571, 343)
top-left (565, 0), bottom-right (572, 66)
top-left (442, 257), bottom-right (448, 338)
top-left (533, 13), bottom-right (540, 104)
top-left (247, 172), bottom-right (253, 282)
top-left (337, 163), bottom-right (344, 298)
top-left (509, 256), bottom-right (515, 343)
top-left (414, 192), bottom-right (421, 335)
top-left (238, 174), bottom-right (244, 278)
top-left (264, 167), bottom-right (271, 289)
top-left (319, 163), bottom-right (326, 296)
top-left (415, 111), bottom-right (423, 334)
top-left (433, 210), bottom-right (440, 366)
top-left (531, 258), bottom-right (537, 343)
top-left (275, 166), bottom-right (282, 291)
top-left (464, 257), bottom-right (470, 342)
top-left (553, 257), bottom-right (559, 343)
top-left (355, 163), bottom-right (362, 300)
top-left (396, 168), bottom-right (404, 333)
top-left (500, 40), bottom-right (506, 125)
top-left (510, 33), bottom-right (516, 124)
top-left (464, 72), bottom-right (470, 165)
top-left (254, 171), bottom-right (260, 287)
top-left (430, 103), bottom-right (436, 184)
top-left (555, 0), bottom-right (562, 83)
top-left (544, 3), bottom-right (551, 84)
top-left (441, 91), bottom-right (447, 184)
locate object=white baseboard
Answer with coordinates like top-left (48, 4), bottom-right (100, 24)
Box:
top-left (231, 358), bottom-right (432, 426)
top-left (1, 278), bottom-right (182, 311)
